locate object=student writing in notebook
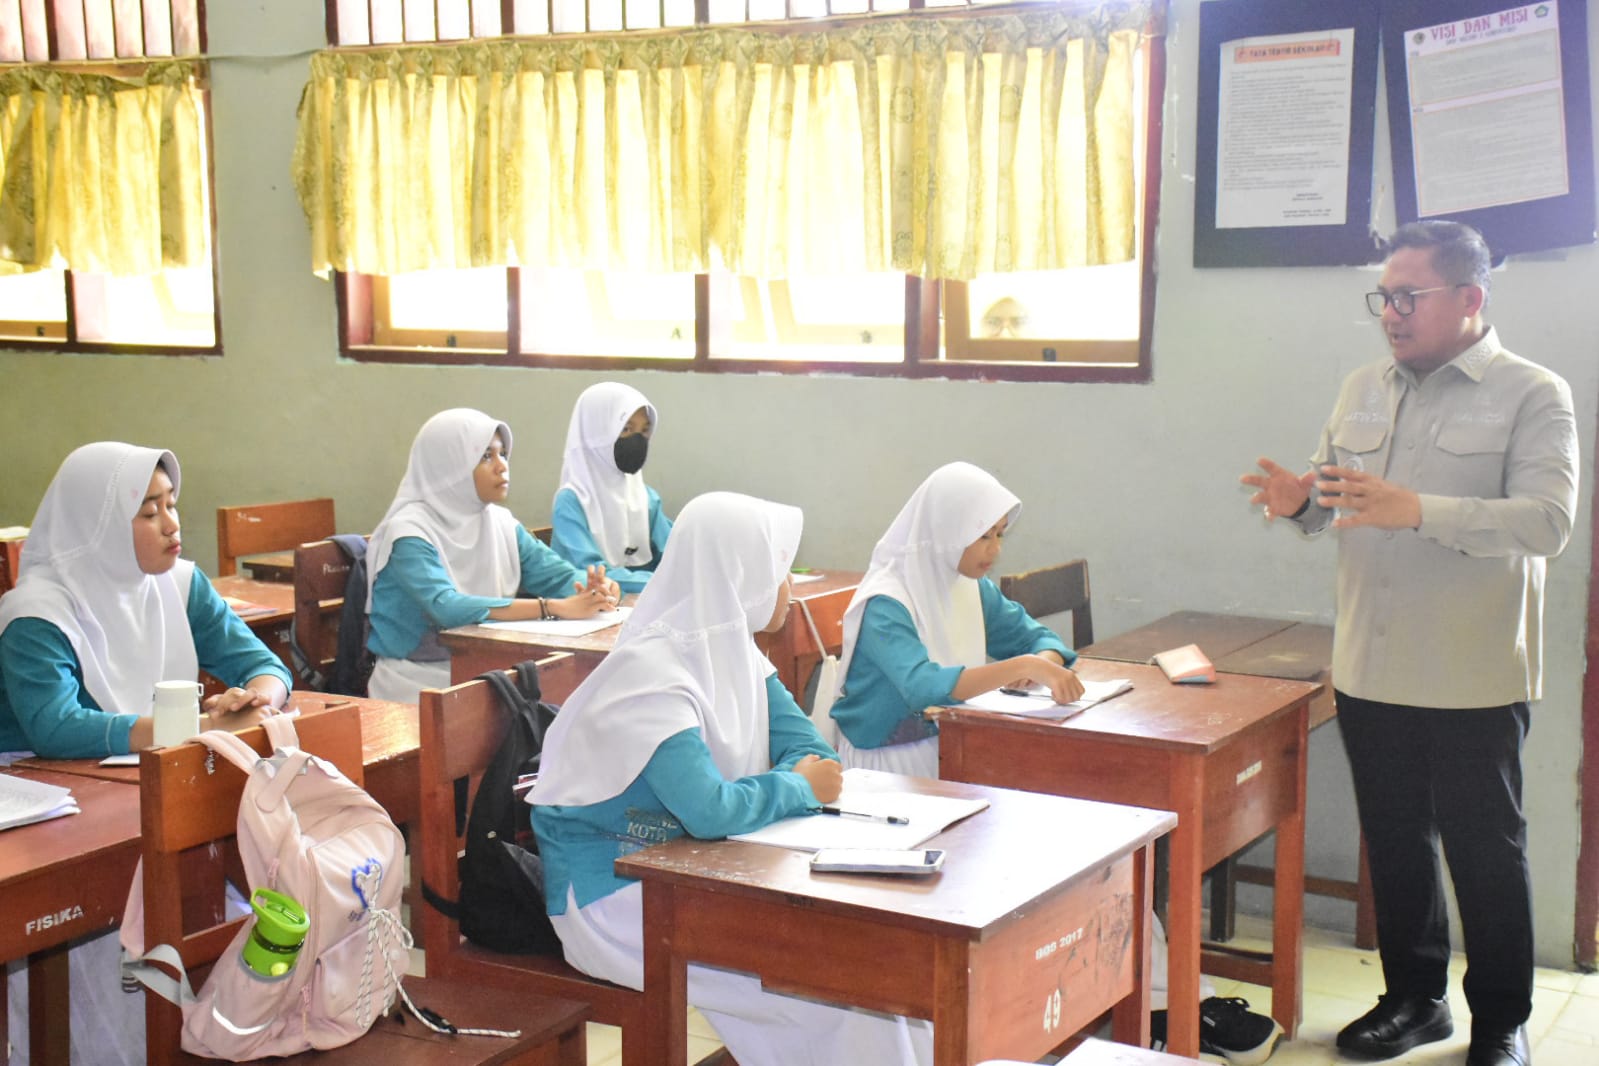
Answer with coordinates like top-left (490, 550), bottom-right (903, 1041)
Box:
top-left (1, 442), bottom-right (292, 1066)
top-left (531, 492), bottom-right (934, 1065)
top-left (827, 461), bottom-right (1082, 779)
top-left (365, 408), bottom-right (619, 703)
top-left (550, 381), bottom-right (674, 593)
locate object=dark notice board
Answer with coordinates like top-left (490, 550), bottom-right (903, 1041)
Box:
top-left (1195, 0), bottom-right (1382, 267)
top-left (1383, 0), bottom-right (1596, 257)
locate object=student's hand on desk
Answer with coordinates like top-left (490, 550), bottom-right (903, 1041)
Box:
top-left (792, 754), bottom-right (843, 804)
top-left (1010, 658), bottom-right (1087, 709)
top-left (573, 565), bottom-right (622, 609)
top-left (203, 686), bottom-right (272, 716)
top-left (1316, 465), bottom-right (1422, 531)
top-left (1242, 457), bottom-right (1315, 521)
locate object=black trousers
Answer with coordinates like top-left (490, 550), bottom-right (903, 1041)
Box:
top-left (1336, 692), bottom-right (1533, 1028)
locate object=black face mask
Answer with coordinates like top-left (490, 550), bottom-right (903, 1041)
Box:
top-left (614, 434), bottom-right (649, 475)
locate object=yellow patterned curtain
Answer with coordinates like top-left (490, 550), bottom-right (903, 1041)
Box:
top-left (0, 61), bottom-right (209, 275)
top-left (293, 6), bottom-right (1153, 281)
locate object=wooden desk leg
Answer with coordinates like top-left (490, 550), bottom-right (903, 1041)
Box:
top-left (1207, 859), bottom-right (1238, 942)
top-left (1165, 769), bottom-right (1205, 1059)
top-left (1272, 724), bottom-right (1308, 1038)
top-left (1111, 841), bottom-right (1156, 1049)
top-left (642, 883), bottom-right (689, 1066)
top-left (1355, 834), bottom-right (1377, 951)
top-left (931, 938), bottom-right (972, 1066)
top-left (28, 943), bottom-right (71, 1066)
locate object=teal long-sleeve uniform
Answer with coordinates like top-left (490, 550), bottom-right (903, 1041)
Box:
top-left (367, 525), bottom-right (586, 660)
top-left (549, 487), bottom-right (672, 594)
top-left (0, 569), bottom-right (292, 758)
top-left (829, 577), bottom-right (1074, 750)
top-left (532, 674), bottom-right (834, 911)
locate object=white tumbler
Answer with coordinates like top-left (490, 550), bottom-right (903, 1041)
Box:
top-left (151, 680), bottom-right (203, 747)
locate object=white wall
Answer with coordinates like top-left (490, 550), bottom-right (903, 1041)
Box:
top-left (4, 0), bottom-right (1596, 965)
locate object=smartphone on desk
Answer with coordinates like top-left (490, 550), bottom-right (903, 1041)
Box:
top-left (809, 848), bottom-right (946, 875)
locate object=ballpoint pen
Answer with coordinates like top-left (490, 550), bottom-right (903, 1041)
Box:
top-left (999, 687), bottom-right (1054, 699)
top-left (815, 806), bottom-right (909, 825)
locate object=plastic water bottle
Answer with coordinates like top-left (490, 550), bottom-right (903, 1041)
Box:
top-left (241, 888), bottom-right (309, 979)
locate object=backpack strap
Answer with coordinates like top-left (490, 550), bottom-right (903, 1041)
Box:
top-left (192, 729), bottom-right (268, 775)
top-left (795, 596), bottom-right (827, 656)
top-left (261, 712), bottom-right (301, 752)
top-left (121, 941), bottom-right (199, 1010)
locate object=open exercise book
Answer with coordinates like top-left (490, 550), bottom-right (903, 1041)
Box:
top-left (730, 768), bottom-right (989, 851)
top-left (0, 773), bottom-right (80, 832)
top-left (958, 677), bottom-right (1134, 721)
top-left (484, 606), bottom-right (631, 638)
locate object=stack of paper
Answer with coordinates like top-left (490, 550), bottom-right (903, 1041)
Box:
top-left (485, 606), bottom-right (630, 637)
top-left (0, 774), bottom-right (80, 831)
top-left (731, 768), bottom-right (988, 851)
top-left (959, 678), bottom-right (1133, 720)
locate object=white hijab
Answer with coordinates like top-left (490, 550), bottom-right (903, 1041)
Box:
top-left (532, 491), bottom-right (801, 808)
top-left (0, 442), bottom-right (197, 717)
top-left (367, 409), bottom-right (523, 607)
top-left (556, 382), bottom-right (658, 568)
top-left (838, 462), bottom-right (1022, 685)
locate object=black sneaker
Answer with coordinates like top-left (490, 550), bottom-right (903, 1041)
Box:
top-left (1198, 996), bottom-right (1284, 1066)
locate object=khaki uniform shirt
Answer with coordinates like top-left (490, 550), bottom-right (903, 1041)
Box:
top-left (1293, 328), bottom-right (1578, 708)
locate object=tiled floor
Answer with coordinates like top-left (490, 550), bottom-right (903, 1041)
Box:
top-left (574, 917), bottom-right (1599, 1065)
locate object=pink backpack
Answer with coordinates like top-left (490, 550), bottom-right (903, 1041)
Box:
top-left (120, 715), bottom-right (411, 1059)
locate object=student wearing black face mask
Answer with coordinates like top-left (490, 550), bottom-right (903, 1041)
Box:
top-left (551, 382), bottom-right (676, 593)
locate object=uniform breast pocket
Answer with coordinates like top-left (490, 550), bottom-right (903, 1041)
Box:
top-left (1331, 423), bottom-right (1388, 471)
top-left (1433, 422), bottom-right (1510, 496)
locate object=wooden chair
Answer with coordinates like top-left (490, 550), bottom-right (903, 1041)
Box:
top-left (419, 656), bottom-right (734, 1066)
top-left (527, 524), bottom-right (554, 545)
top-left (135, 702), bottom-right (589, 1065)
top-left (0, 535), bottom-right (23, 594)
top-left (291, 538), bottom-right (361, 691)
top-left (216, 498), bottom-right (336, 577)
top-left (758, 584), bottom-right (854, 700)
top-left (1000, 559), bottom-right (1094, 648)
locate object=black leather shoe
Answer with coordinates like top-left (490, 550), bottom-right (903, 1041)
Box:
top-left (1335, 994), bottom-right (1453, 1059)
top-left (1465, 1024), bottom-right (1529, 1066)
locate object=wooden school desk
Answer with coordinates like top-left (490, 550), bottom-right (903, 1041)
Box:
top-left (7, 693), bottom-right (426, 1064)
top-left (211, 573), bottom-right (296, 682)
top-left (1, 768), bottom-right (142, 1066)
top-left (238, 550), bottom-right (294, 583)
top-left (937, 659), bottom-right (1319, 1060)
top-left (616, 770), bottom-right (1176, 1066)
top-left (440, 569), bottom-right (862, 702)
top-left (1080, 611), bottom-right (1373, 949)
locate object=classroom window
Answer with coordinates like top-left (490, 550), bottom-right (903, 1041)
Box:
top-left (0, 0), bottom-right (220, 354)
top-left (326, 0), bottom-right (1161, 383)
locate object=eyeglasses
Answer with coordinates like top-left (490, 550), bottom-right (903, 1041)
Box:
top-left (1364, 285), bottom-right (1459, 317)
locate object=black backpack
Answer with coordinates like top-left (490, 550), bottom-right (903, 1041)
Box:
top-left (424, 659), bottom-right (562, 955)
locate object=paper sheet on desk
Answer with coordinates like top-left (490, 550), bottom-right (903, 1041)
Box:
top-left (0, 773), bottom-right (80, 831)
top-left (730, 768), bottom-right (988, 851)
top-left (960, 678), bottom-right (1133, 720)
top-left (484, 607), bottom-right (630, 638)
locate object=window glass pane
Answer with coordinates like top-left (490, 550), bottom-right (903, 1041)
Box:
top-left (519, 268), bottom-right (695, 360)
top-left (965, 265), bottom-right (1140, 344)
top-left (0, 269), bottom-right (67, 340)
top-left (72, 266), bottom-right (216, 347)
top-left (706, 0), bottom-right (747, 25)
top-left (623, 0), bottom-right (662, 29)
top-left (715, 273), bottom-right (904, 363)
top-left (512, 0), bottom-right (551, 34)
top-left (552, 0), bottom-right (591, 32)
top-left (387, 268), bottom-right (508, 333)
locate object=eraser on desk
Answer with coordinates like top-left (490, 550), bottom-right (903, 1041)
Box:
top-left (1151, 643), bottom-right (1216, 684)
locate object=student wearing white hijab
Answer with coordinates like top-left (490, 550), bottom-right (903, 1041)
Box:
top-left (550, 382), bottom-right (673, 593)
top-left (829, 462), bottom-right (1083, 779)
top-left (531, 492), bottom-right (934, 1066)
top-left (0, 442), bottom-right (290, 758)
top-left (1, 442), bottom-right (290, 1066)
top-left (366, 408), bottom-right (620, 704)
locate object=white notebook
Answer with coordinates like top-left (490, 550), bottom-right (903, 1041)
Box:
top-left (959, 677), bottom-right (1133, 720)
top-left (483, 606), bottom-right (630, 637)
top-left (731, 768), bottom-right (988, 852)
top-left (0, 774), bottom-right (79, 832)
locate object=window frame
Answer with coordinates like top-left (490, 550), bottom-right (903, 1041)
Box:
top-left (331, 0), bottom-right (1163, 384)
top-left (0, 2), bottom-right (224, 356)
